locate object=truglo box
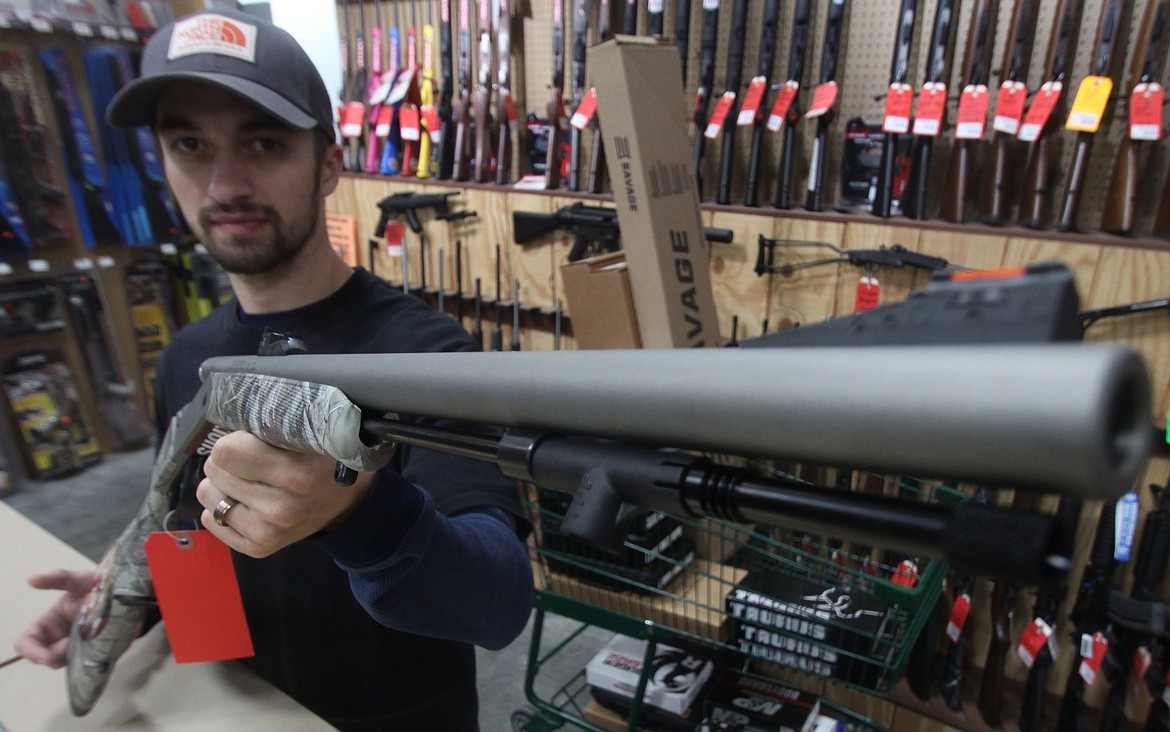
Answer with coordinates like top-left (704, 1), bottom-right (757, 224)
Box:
top-left (587, 36), bottom-right (720, 349)
top-left (585, 633), bottom-right (714, 717)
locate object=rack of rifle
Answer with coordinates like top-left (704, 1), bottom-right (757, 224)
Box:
top-left (334, 0), bottom-right (1170, 238)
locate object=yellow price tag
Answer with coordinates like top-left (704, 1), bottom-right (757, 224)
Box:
top-left (1065, 75), bottom-right (1113, 132)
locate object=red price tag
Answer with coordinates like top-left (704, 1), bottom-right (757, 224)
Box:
top-left (766, 81), bottom-right (800, 131)
top-left (890, 558), bottom-right (919, 587)
top-left (421, 104), bottom-right (442, 142)
top-left (1017, 618), bottom-right (1054, 669)
top-left (805, 81), bottom-right (839, 119)
top-left (854, 275), bottom-right (880, 312)
top-left (993, 80), bottom-right (1028, 134)
top-left (912, 82), bottom-right (947, 136)
top-left (704, 91), bottom-right (737, 138)
top-left (946, 592), bottom-right (971, 643)
top-left (144, 531), bottom-right (254, 663)
top-left (1078, 632), bottom-right (1109, 686)
top-left (398, 104), bottom-right (421, 141)
top-left (882, 82), bottom-right (914, 133)
top-left (374, 105), bottom-right (395, 137)
top-left (738, 76), bottom-right (768, 125)
top-left (955, 84), bottom-right (990, 139)
top-left (502, 91), bottom-right (518, 123)
top-left (570, 88), bottom-right (598, 129)
top-left (384, 221), bottom-right (405, 257)
top-left (1130, 82), bottom-right (1164, 140)
top-left (340, 101), bottom-right (366, 138)
top-left (1018, 81), bottom-right (1062, 141)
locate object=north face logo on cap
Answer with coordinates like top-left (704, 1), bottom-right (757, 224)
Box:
top-left (168, 14), bottom-right (258, 63)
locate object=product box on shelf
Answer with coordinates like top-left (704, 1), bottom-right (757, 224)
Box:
top-left (699, 668), bottom-right (821, 732)
top-left (586, 633), bottom-right (715, 729)
top-left (559, 251), bottom-right (640, 349)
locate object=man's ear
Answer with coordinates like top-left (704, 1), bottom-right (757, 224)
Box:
top-left (320, 142), bottom-right (344, 196)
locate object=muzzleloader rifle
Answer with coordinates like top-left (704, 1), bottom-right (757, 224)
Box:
top-left (494, 0), bottom-right (513, 185)
top-left (545, 0), bottom-right (569, 189)
top-left (451, 0), bottom-right (474, 181)
top-left (1101, 0), bottom-right (1169, 235)
top-left (870, 0), bottom-right (917, 219)
top-left (742, 0), bottom-right (782, 207)
top-left (982, 0), bottom-right (1035, 226)
top-left (713, 0), bottom-right (749, 205)
top-left (938, 0), bottom-right (997, 224)
top-left (1018, 0), bottom-right (1079, 229)
top-left (691, 0), bottom-right (719, 196)
top-left (62, 294), bottom-right (1154, 715)
top-left (771, 0), bottom-right (812, 210)
top-left (472, 0), bottom-right (497, 183)
top-left (803, 0), bottom-right (847, 213)
top-left (1056, 0), bottom-right (1126, 232)
top-left (901, 0), bottom-right (957, 221)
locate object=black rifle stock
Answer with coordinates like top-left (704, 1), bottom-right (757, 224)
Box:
top-left (804, 0), bottom-right (847, 213)
top-left (674, 0), bottom-right (692, 81)
top-left (771, 0), bottom-right (812, 210)
top-left (983, 0), bottom-right (1036, 226)
top-left (692, 0), bottom-right (719, 196)
top-left (901, 0), bottom-right (957, 221)
top-left (871, 0), bottom-right (918, 219)
top-left (1056, 0), bottom-right (1126, 233)
top-left (1101, 0), bottom-right (1169, 235)
top-left (714, 0), bottom-right (750, 205)
top-left (743, 0), bottom-right (782, 207)
top-left (938, 0), bottom-right (997, 224)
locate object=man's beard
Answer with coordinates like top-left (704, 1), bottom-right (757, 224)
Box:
top-left (195, 199), bottom-right (319, 276)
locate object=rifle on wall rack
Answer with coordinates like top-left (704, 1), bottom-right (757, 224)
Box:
top-left (1017, 0), bottom-right (1079, 229)
top-left (545, 0), bottom-right (569, 189)
top-left (399, 0), bottom-right (423, 177)
top-left (938, 0), bottom-right (997, 224)
top-left (870, 0), bottom-right (917, 219)
top-left (770, 0), bottom-right (812, 210)
top-left (691, 0), bottom-right (719, 197)
top-left (1101, 0), bottom-right (1169, 235)
top-left (417, 0), bottom-right (438, 179)
top-left (472, 0), bottom-right (495, 182)
top-left (567, 0), bottom-right (590, 192)
top-left (378, 0), bottom-right (404, 175)
top-left (364, 0), bottom-right (385, 174)
top-left (436, 0), bottom-right (457, 179)
top-left (673, 0), bottom-right (691, 82)
top-left (586, 0), bottom-right (611, 194)
top-left (900, 0), bottom-right (957, 220)
top-left (803, 0), bottom-right (847, 213)
top-left (742, 0), bottom-right (782, 207)
top-left (452, 0), bottom-right (474, 180)
top-left (713, 0), bottom-right (749, 205)
top-left (495, 0), bottom-right (514, 185)
top-left (982, 0), bottom-right (1035, 226)
top-left (1056, 0), bottom-right (1126, 232)
top-left (648, 0), bottom-right (664, 36)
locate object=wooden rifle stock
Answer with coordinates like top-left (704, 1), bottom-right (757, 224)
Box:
top-left (452, 0), bottom-right (473, 181)
top-left (871, 0), bottom-right (918, 219)
top-left (715, 0), bottom-right (750, 205)
top-left (472, 0), bottom-right (494, 183)
top-left (743, 0), bottom-right (782, 207)
top-left (1101, 0), bottom-right (1169, 234)
top-left (545, 0), bottom-right (567, 189)
top-left (983, 0), bottom-right (1035, 225)
top-left (771, 0), bottom-right (812, 209)
top-left (495, 0), bottom-right (513, 185)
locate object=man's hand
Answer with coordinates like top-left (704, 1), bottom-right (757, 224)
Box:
top-left (197, 431), bottom-right (375, 558)
top-left (15, 569), bottom-right (97, 668)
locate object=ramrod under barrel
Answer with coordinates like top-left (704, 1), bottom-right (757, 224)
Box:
top-left (202, 344), bottom-right (1151, 501)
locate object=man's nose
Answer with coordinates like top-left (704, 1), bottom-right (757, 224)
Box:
top-left (206, 153), bottom-right (254, 203)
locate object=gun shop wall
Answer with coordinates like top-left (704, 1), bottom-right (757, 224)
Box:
top-left (0, 0), bottom-right (1168, 730)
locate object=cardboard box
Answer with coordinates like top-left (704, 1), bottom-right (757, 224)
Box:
top-left (585, 634), bottom-right (715, 718)
top-left (587, 37), bottom-right (720, 349)
top-left (701, 669), bottom-right (821, 732)
top-left (560, 252), bottom-right (641, 349)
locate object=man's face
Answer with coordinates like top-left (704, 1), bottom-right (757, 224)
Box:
top-left (153, 83), bottom-right (339, 275)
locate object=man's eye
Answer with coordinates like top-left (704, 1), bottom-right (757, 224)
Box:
top-left (253, 138), bottom-right (281, 152)
top-left (173, 137), bottom-right (201, 152)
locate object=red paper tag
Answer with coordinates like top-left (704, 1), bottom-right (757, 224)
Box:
top-left (1018, 81), bottom-right (1062, 141)
top-left (1078, 632), bottom-right (1109, 686)
top-left (854, 275), bottom-right (880, 312)
top-left (955, 84), bottom-right (990, 139)
top-left (890, 558), bottom-right (919, 587)
top-left (1017, 618), bottom-right (1053, 669)
top-left (912, 82), bottom-right (947, 136)
top-left (882, 82), bottom-right (914, 133)
top-left (570, 88), bottom-right (598, 129)
top-left (421, 104), bottom-right (441, 142)
top-left (992, 80), bottom-right (1028, 134)
top-left (805, 81), bottom-right (839, 119)
top-left (504, 91), bottom-right (518, 123)
top-left (144, 531), bottom-right (253, 663)
top-left (1130, 82), bottom-right (1164, 140)
top-left (340, 101), bottom-right (366, 138)
top-left (375, 105), bottom-right (395, 137)
top-left (398, 105), bottom-right (421, 141)
top-left (766, 81), bottom-right (800, 131)
top-left (737, 76), bottom-right (768, 125)
top-left (946, 592), bottom-right (971, 643)
top-left (704, 91), bottom-right (737, 138)
top-left (384, 221), bottom-right (405, 257)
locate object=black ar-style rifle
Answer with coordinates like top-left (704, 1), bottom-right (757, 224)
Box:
top-left (673, 0), bottom-right (691, 81)
top-left (436, 0), bottom-right (457, 179)
top-left (901, 0), bottom-right (957, 220)
top-left (870, 0), bottom-right (918, 219)
top-left (567, 0), bottom-right (591, 192)
top-left (545, 0), bottom-right (568, 189)
top-left (691, 0), bottom-right (720, 196)
top-left (803, 0), bottom-right (847, 213)
top-left (982, 0), bottom-right (1035, 226)
top-left (742, 0), bottom-right (782, 207)
top-left (714, 0), bottom-right (750, 205)
top-left (771, 0), bottom-right (812, 210)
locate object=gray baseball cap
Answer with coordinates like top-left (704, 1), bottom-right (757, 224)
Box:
top-left (106, 8), bottom-right (335, 140)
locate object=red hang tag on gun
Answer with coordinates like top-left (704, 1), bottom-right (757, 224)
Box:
top-left (882, 82), bottom-right (913, 133)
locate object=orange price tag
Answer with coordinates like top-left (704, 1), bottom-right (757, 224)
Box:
top-left (1018, 81), bottom-right (1062, 141)
top-left (766, 81), bottom-right (800, 131)
top-left (144, 531), bottom-right (254, 663)
top-left (374, 105), bottom-right (395, 137)
top-left (854, 275), bottom-right (880, 312)
top-left (1017, 618), bottom-right (1054, 669)
top-left (955, 84), bottom-right (990, 139)
top-left (398, 104), bottom-right (421, 141)
top-left (737, 76), bottom-right (768, 126)
top-left (992, 80), bottom-right (1028, 135)
top-left (804, 81), bottom-right (839, 119)
top-left (1066, 75), bottom-right (1113, 132)
top-left (882, 82), bottom-right (914, 133)
top-left (340, 101), bottom-right (366, 138)
top-left (1130, 82), bottom-right (1164, 140)
top-left (946, 592), bottom-right (971, 643)
top-left (912, 82), bottom-right (947, 136)
top-left (704, 91), bottom-right (737, 139)
top-left (570, 88), bottom-right (598, 129)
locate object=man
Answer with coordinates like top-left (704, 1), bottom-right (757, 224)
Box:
top-left (15, 9), bottom-right (534, 730)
